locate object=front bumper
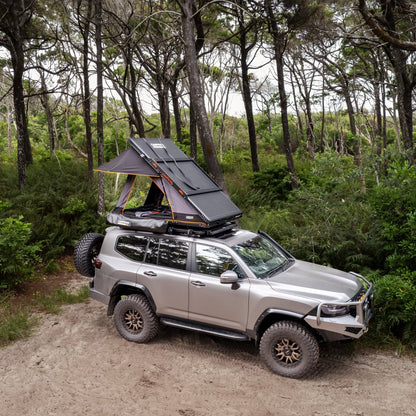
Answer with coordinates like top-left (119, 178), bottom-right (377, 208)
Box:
top-left (304, 274), bottom-right (374, 341)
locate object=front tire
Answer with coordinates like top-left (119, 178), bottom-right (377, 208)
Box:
top-left (114, 294), bottom-right (159, 343)
top-left (259, 321), bottom-right (319, 378)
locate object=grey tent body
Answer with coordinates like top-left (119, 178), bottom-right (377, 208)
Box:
top-left (95, 138), bottom-right (242, 234)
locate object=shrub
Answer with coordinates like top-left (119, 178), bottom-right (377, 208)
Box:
top-left (371, 269), bottom-right (416, 348)
top-left (0, 158), bottom-right (107, 261)
top-left (0, 216), bottom-right (41, 289)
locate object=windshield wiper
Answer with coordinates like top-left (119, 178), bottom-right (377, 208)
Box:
top-left (264, 258), bottom-right (293, 278)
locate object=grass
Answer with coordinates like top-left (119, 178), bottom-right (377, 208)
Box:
top-left (0, 310), bottom-right (38, 346)
top-left (0, 270), bottom-right (89, 347)
top-left (34, 286), bottom-right (89, 314)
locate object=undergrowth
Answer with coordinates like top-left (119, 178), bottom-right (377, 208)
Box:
top-left (0, 285), bottom-right (89, 347)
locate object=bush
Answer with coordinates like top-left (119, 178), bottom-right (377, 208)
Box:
top-left (0, 216), bottom-right (41, 289)
top-left (371, 269), bottom-right (416, 348)
top-left (251, 164), bottom-right (292, 202)
top-left (367, 164), bottom-right (416, 272)
top-left (0, 158), bottom-right (107, 261)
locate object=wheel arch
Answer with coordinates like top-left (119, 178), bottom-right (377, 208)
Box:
top-left (107, 280), bottom-right (156, 316)
top-left (253, 309), bottom-right (319, 345)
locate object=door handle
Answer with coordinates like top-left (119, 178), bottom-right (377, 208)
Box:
top-left (144, 271), bottom-right (157, 277)
top-left (191, 280), bottom-right (206, 287)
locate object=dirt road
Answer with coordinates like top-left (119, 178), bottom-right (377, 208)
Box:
top-left (1, 280), bottom-right (416, 416)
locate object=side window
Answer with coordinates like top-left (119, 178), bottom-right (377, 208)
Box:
top-left (158, 239), bottom-right (189, 270)
top-left (195, 244), bottom-right (242, 277)
top-left (143, 238), bottom-right (189, 270)
top-left (145, 238), bottom-right (159, 265)
top-left (116, 235), bottom-right (148, 262)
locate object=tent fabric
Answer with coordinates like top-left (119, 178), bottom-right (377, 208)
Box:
top-left (153, 177), bottom-right (201, 219)
top-left (114, 175), bottom-right (136, 213)
top-left (96, 138), bottom-right (242, 228)
top-left (94, 147), bottom-right (156, 176)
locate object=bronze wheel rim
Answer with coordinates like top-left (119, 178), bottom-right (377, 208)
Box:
top-left (273, 338), bottom-right (302, 365)
top-left (123, 309), bottom-right (144, 333)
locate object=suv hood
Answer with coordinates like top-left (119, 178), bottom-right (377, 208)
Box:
top-left (267, 260), bottom-right (362, 303)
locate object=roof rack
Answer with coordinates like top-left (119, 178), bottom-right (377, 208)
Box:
top-left (166, 221), bottom-right (237, 238)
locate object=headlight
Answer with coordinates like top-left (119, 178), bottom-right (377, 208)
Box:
top-left (321, 304), bottom-right (350, 317)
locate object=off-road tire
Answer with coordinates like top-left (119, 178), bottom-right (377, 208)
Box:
top-left (114, 294), bottom-right (159, 343)
top-left (259, 321), bottom-right (319, 379)
top-left (74, 233), bottom-right (104, 277)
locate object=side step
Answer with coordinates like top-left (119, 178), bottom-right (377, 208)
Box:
top-left (160, 317), bottom-right (250, 341)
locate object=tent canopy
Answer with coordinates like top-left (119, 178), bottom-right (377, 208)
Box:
top-left (95, 138), bottom-right (242, 230)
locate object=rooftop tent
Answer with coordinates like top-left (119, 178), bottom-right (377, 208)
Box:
top-left (95, 138), bottom-right (242, 233)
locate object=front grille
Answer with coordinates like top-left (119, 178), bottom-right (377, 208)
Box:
top-left (349, 287), bottom-right (366, 318)
top-left (351, 287), bottom-right (366, 302)
top-left (346, 327), bottom-right (362, 334)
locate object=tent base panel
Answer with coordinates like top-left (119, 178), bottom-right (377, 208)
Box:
top-left (106, 213), bottom-right (169, 233)
top-left (106, 212), bottom-right (237, 237)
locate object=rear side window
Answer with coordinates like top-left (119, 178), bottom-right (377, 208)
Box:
top-left (146, 238), bottom-right (189, 270)
top-left (116, 235), bottom-right (189, 270)
top-left (116, 235), bottom-right (148, 262)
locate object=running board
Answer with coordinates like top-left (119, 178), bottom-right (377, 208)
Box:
top-left (160, 317), bottom-right (249, 341)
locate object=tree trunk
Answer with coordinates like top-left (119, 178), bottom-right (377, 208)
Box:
top-left (95, 0), bottom-right (105, 216)
top-left (80, 0), bottom-right (94, 182)
top-left (276, 44), bottom-right (298, 189)
top-left (7, 104), bottom-right (12, 155)
top-left (11, 37), bottom-right (30, 187)
top-left (179, 0), bottom-right (226, 191)
top-left (39, 73), bottom-right (56, 159)
top-left (240, 31), bottom-right (260, 172)
top-left (189, 98), bottom-right (197, 159)
top-left (393, 49), bottom-right (414, 166)
top-left (265, 0), bottom-right (298, 189)
top-left (128, 58), bottom-right (146, 137)
top-left (170, 79), bottom-right (183, 143)
top-left (156, 78), bottom-right (171, 138)
top-left (65, 106), bottom-right (87, 158)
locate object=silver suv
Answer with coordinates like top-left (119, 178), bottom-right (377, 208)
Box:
top-left (74, 227), bottom-right (373, 378)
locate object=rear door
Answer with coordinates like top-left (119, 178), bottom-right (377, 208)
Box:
top-left (188, 243), bottom-right (250, 331)
top-left (136, 237), bottom-right (190, 319)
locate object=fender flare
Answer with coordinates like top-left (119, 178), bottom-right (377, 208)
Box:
top-left (107, 280), bottom-right (156, 316)
top-left (250, 308), bottom-right (306, 342)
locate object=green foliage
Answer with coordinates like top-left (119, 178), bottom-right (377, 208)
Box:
top-left (60, 197), bottom-right (87, 215)
top-left (0, 215), bottom-right (41, 289)
top-left (0, 157), bottom-right (106, 261)
top-left (371, 269), bottom-right (416, 348)
top-left (251, 164), bottom-right (292, 202)
top-left (367, 163), bottom-right (416, 272)
top-left (0, 310), bottom-right (37, 346)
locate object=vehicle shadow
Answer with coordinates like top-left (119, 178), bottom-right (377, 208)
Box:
top-left (153, 325), bottom-right (359, 378)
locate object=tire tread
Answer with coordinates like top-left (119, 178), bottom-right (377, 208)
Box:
top-left (259, 320), bottom-right (319, 378)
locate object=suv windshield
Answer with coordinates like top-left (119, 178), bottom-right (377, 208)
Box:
top-left (232, 235), bottom-right (290, 279)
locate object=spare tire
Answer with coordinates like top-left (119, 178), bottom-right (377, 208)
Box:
top-left (74, 233), bottom-right (104, 277)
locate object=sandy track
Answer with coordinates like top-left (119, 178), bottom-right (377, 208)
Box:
top-left (1, 298), bottom-right (416, 416)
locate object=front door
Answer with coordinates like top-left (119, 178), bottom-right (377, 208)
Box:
top-left (188, 244), bottom-right (250, 331)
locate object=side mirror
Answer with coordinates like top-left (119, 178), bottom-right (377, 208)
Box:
top-left (220, 270), bottom-right (238, 284)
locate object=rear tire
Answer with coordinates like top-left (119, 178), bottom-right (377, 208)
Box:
top-left (259, 321), bottom-right (319, 378)
top-left (74, 233), bottom-right (104, 277)
top-left (114, 294), bottom-right (159, 343)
